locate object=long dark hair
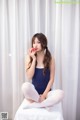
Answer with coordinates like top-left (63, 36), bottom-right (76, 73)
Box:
top-left (28, 33), bottom-right (52, 74)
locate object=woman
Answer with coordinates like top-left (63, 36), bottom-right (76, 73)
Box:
top-left (22, 33), bottom-right (64, 108)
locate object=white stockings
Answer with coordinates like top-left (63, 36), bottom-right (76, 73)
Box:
top-left (21, 82), bottom-right (64, 108)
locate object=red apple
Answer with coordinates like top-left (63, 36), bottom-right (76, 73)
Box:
top-left (31, 48), bottom-right (37, 52)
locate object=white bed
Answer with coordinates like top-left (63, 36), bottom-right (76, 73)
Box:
top-left (14, 99), bottom-right (64, 120)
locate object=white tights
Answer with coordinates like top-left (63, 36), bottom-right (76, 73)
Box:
top-left (21, 82), bottom-right (64, 108)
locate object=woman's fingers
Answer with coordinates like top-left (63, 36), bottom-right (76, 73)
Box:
top-left (28, 48), bottom-right (36, 58)
top-left (39, 95), bottom-right (46, 102)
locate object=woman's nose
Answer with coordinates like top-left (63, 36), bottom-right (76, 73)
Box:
top-left (34, 44), bottom-right (37, 48)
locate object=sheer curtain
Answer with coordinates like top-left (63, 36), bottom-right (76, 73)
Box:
top-left (0, 0), bottom-right (80, 120)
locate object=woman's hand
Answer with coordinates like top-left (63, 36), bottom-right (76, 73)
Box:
top-left (28, 48), bottom-right (37, 60)
top-left (39, 94), bottom-right (46, 102)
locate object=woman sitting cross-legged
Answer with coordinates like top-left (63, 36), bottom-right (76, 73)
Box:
top-left (22, 33), bottom-right (64, 109)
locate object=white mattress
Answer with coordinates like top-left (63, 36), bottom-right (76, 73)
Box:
top-left (14, 99), bottom-right (64, 120)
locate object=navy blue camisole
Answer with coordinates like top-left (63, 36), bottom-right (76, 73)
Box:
top-left (32, 68), bottom-right (50, 94)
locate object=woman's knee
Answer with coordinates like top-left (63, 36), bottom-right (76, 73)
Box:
top-left (21, 82), bottom-right (32, 93)
top-left (48, 89), bottom-right (64, 99)
top-left (55, 89), bottom-right (64, 99)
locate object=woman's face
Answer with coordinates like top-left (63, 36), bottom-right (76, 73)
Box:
top-left (32, 37), bottom-right (42, 52)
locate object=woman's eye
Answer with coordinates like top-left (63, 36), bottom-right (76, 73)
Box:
top-left (33, 41), bottom-right (40, 44)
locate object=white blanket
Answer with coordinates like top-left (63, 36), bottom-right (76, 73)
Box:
top-left (14, 99), bottom-right (64, 120)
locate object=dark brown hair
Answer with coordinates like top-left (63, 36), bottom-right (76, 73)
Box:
top-left (28, 33), bottom-right (52, 74)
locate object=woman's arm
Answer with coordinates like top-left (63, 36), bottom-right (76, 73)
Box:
top-left (25, 49), bottom-right (37, 80)
top-left (40, 57), bottom-right (55, 100)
